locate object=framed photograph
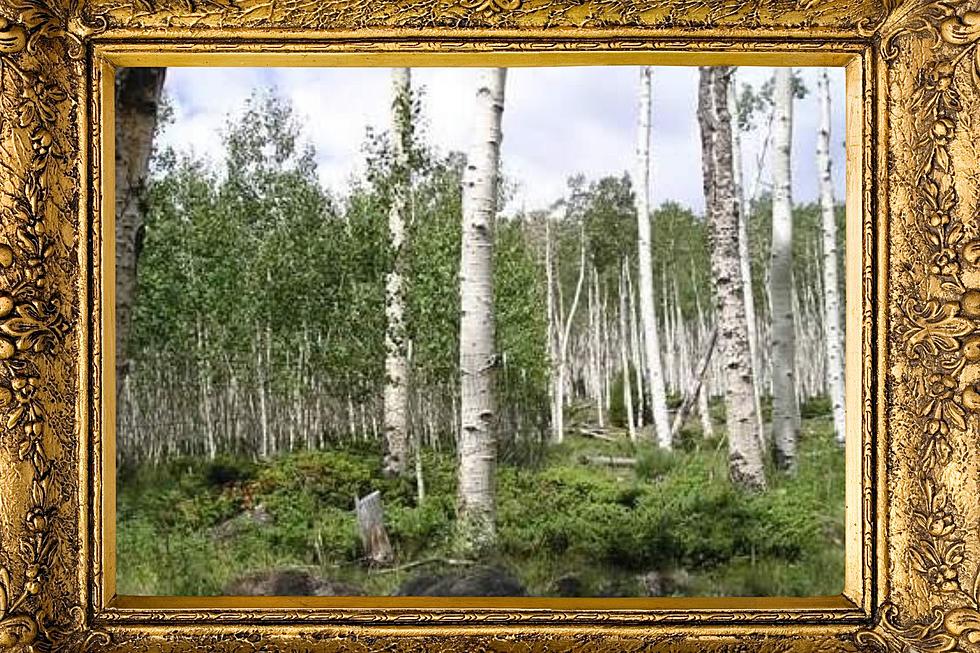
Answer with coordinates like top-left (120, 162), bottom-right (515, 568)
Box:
top-left (0, 0), bottom-right (978, 650)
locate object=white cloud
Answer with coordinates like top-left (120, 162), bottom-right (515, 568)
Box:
top-left (157, 65), bottom-right (847, 215)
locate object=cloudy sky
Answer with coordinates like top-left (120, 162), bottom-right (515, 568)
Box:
top-left (158, 66), bottom-right (847, 215)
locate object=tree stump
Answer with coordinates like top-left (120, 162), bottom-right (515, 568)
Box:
top-left (355, 491), bottom-right (394, 566)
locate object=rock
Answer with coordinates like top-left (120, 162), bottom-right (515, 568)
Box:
top-left (552, 573), bottom-right (584, 597)
top-left (595, 578), bottom-right (639, 597)
top-left (213, 504), bottom-right (273, 540)
top-left (395, 565), bottom-right (526, 597)
top-left (224, 568), bottom-right (364, 596)
top-left (638, 568), bottom-right (691, 597)
top-left (249, 504), bottom-right (273, 526)
top-left (639, 570), bottom-right (664, 596)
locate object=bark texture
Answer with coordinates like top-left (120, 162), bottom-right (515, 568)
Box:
top-left (817, 69), bottom-right (847, 445)
top-left (355, 491), bottom-right (394, 565)
top-left (115, 67), bottom-right (166, 400)
top-left (618, 263), bottom-right (637, 441)
top-left (697, 67), bottom-right (766, 491)
top-left (456, 68), bottom-right (507, 555)
top-left (770, 67), bottom-right (800, 471)
top-left (728, 74), bottom-right (765, 451)
top-left (634, 66), bottom-right (671, 448)
top-left (383, 68), bottom-right (412, 476)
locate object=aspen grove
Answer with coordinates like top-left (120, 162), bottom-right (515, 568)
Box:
top-left (117, 66), bottom-right (848, 594)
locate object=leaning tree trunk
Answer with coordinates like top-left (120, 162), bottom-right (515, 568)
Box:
top-left (770, 67), bottom-right (800, 472)
top-left (634, 66), bottom-right (671, 448)
top-left (115, 67), bottom-right (166, 403)
top-left (817, 69), bottom-right (847, 446)
top-left (383, 68), bottom-right (412, 477)
top-left (697, 66), bottom-right (767, 491)
top-left (554, 224), bottom-right (587, 444)
top-left (456, 68), bottom-right (507, 556)
top-left (728, 72), bottom-right (765, 451)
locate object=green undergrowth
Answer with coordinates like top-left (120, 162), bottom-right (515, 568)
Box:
top-left (117, 417), bottom-right (845, 597)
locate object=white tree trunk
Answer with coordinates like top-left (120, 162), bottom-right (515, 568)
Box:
top-left (591, 266), bottom-right (605, 428)
top-left (115, 68), bottom-right (166, 404)
top-left (625, 263), bottom-right (644, 427)
top-left (817, 69), bottom-right (846, 445)
top-left (456, 68), bottom-right (506, 555)
top-left (383, 68), bottom-right (412, 476)
top-left (728, 74), bottom-right (765, 451)
top-left (618, 262), bottom-right (637, 441)
top-left (555, 225), bottom-right (587, 443)
top-left (770, 67), bottom-right (800, 471)
top-left (634, 66), bottom-right (671, 448)
top-left (698, 377), bottom-right (714, 439)
top-left (545, 213), bottom-right (561, 443)
top-left (698, 66), bottom-right (767, 491)
top-left (258, 324), bottom-right (270, 459)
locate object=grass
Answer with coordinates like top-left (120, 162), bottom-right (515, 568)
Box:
top-left (116, 415), bottom-right (845, 597)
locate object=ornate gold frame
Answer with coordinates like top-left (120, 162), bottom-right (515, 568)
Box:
top-left (0, 0), bottom-right (977, 649)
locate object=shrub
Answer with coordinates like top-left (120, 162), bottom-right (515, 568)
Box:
top-left (608, 368), bottom-right (648, 427)
top-left (204, 456), bottom-right (258, 487)
top-left (635, 446), bottom-right (680, 480)
top-left (117, 417), bottom-right (846, 597)
top-left (800, 395), bottom-right (833, 419)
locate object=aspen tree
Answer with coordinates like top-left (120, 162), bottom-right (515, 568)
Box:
top-left (115, 68), bottom-right (166, 402)
top-left (456, 69), bottom-right (507, 554)
top-left (770, 67), bottom-right (800, 471)
top-left (816, 69), bottom-right (846, 445)
top-left (383, 68), bottom-right (412, 476)
top-left (698, 66), bottom-right (767, 490)
top-left (728, 72), bottom-right (765, 450)
top-left (634, 66), bottom-right (671, 448)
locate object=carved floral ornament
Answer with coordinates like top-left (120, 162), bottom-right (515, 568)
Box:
top-left (0, 0), bottom-right (979, 650)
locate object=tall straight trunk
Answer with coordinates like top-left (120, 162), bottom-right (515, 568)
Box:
top-left (599, 283), bottom-right (612, 418)
top-left (618, 263), bottom-right (637, 441)
top-left (625, 262), bottom-right (644, 427)
top-left (817, 69), bottom-right (847, 445)
top-left (728, 73), bottom-right (765, 451)
top-left (698, 66), bottom-right (767, 491)
top-left (544, 213), bottom-right (565, 442)
top-left (545, 213), bottom-right (561, 442)
top-left (258, 359), bottom-right (269, 458)
top-left (115, 68), bottom-right (166, 402)
top-left (383, 68), bottom-right (412, 476)
top-left (197, 321), bottom-right (215, 460)
top-left (698, 374), bottom-right (715, 439)
top-left (456, 68), bottom-right (507, 555)
top-left (770, 67), bottom-right (800, 471)
top-left (693, 283), bottom-right (716, 439)
top-left (634, 66), bottom-right (671, 448)
top-left (590, 266), bottom-right (605, 428)
top-left (347, 391), bottom-right (357, 440)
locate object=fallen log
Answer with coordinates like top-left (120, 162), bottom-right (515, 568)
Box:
top-left (581, 455), bottom-right (638, 467)
top-left (371, 557), bottom-right (475, 575)
top-left (578, 427), bottom-right (618, 442)
top-left (670, 325), bottom-right (719, 440)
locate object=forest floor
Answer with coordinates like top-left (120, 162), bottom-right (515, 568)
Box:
top-left (117, 412), bottom-right (845, 597)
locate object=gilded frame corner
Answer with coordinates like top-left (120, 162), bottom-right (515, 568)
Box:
top-left (0, 0), bottom-right (978, 650)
